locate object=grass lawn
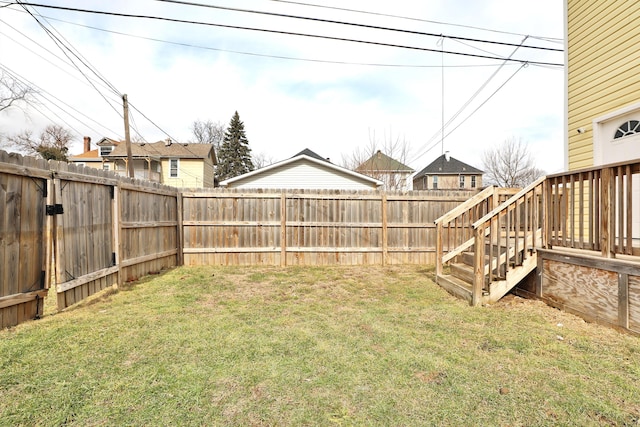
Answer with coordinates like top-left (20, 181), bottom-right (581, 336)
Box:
top-left (1, 265), bottom-right (640, 426)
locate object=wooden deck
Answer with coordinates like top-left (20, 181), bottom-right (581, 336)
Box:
top-left (435, 179), bottom-right (543, 306)
top-left (434, 159), bottom-right (640, 334)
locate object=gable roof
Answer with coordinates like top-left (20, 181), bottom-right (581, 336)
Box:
top-left (220, 151), bottom-right (383, 188)
top-left (69, 149), bottom-right (100, 161)
top-left (96, 137), bottom-right (120, 146)
top-left (106, 141), bottom-right (216, 162)
top-left (414, 154), bottom-right (483, 178)
top-left (291, 148), bottom-right (329, 162)
top-left (356, 150), bottom-right (414, 173)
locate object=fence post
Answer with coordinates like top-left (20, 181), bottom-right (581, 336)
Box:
top-left (116, 179), bottom-right (125, 287)
top-left (176, 190), bottom-right (184, 266)
top-left (44, 175), bottom-right (55, 292)
top-left (112, 183), bottom-right (121, 288)
top-left (280, 192), bottom-right (287, 267)
top-left (381, 192), bottom-right (388, 266)
top-left (52, 172), bottom-right (67, 309)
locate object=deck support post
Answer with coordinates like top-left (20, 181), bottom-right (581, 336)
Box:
top-left (472, 225), bottom-right (485, 306)
top-left (436, 222), bottom-right (443, 276)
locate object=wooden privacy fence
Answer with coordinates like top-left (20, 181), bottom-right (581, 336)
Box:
top-left (0, 151), bottom-right (179, 328)
top-left (0, 149), bottom-right (480, 328)
top-left (53, 162), bottom-right (179, 310)
top-left (181, 188), bottom-right (479, 266)
top-left (0, 152), bottom-right (50, 329)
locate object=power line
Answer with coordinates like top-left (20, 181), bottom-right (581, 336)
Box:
top-left (28, 4), bottom-right (121, 96)
top-left (152, 0), bottom-right (563, 53)
top-left (16, 3), bottom-right (115, 94)
top-left (0, 20), bottom-right (124, 105)
top-left (262, 0), bottom-right (564, 43)
top-left (15, 2), bottom-right (125, 119)
top-left (9, 2), bottom-right (565, 66)
top-left (414, 36), bottom-right (530, 160)
top-left (413, 63), bottom-right (528, 163)
top-left (13, 2), bottom-right (191, 148)
top-left (127, 101), bottom-right (179, 143)
top-left (0, 62), bottom-right (119, 137)
top-left (6, 11), bottom-right (518, 69)
top-left (0, 70), bottom-right (85, 137)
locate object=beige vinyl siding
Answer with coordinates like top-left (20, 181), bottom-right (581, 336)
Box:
top-left (226, 159), bottom-right (378, 190)
top-left (567, 0), bottom-right (640, 170)
top-left (162, 158), bottom-right (210, 188)
top-left (426, 174), bottom-right (482, 190)
top-left (202, 155), bottom-right (215, 188)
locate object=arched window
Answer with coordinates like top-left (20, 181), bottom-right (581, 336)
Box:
top-left (614, 120), bottom-right (640, 139)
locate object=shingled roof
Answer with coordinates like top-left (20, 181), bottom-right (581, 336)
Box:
top-left (356, 150), bottom-right (413, 172)
top-left (106, 141), bottom-right (215, 161)
top-left (291, 148), bottom-right (330, 162)
top-left (414, 154), bottom-right (483, 178)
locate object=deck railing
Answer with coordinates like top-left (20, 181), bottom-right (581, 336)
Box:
top-left (545, 159), bottom-right (640, 257)
top-left (434, 186), bottom-right (519, 276)
top-left (470, 177), bottom-right (545, 305)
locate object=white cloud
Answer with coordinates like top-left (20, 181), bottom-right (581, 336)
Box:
top-left (0, 0), bottom-right (565, 174)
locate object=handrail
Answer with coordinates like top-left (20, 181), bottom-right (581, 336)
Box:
top-left (435, 184), bottom-right (524, 278)
top-left (545, 157), bottom-right (640, 179)
top-left (434, 186), bottom-right (497, 225)
top-left (471, 176), bottom-right (546, 229)
top-left (469, 176), bottom-right (546, 305)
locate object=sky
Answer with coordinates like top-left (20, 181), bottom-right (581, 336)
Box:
top-left (0, 0), bottom-right (565, 174)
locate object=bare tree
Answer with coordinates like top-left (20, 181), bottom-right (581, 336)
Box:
top-left (0, 71), bottom-right (35, 113)
top-left (342, 130), bottom-right (414, 190)
top-left (252, 152), bottom-right (276, 169)
top-left (5, 124), bottom-right (74, 161)
top-left (482, 137), bottom-right (545, 188)
top-left (190, 119), bottom-right (226, 149)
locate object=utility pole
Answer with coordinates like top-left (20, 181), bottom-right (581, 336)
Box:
top-left (123, 94), bottom-right (134, 178)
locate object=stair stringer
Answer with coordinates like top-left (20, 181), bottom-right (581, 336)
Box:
top-left (481, 251), bottom-right (538, 304)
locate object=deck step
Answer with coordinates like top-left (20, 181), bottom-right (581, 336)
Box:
top-left (436, 274), bottom-right (472, 304)
top-left (450, 263), bottom-right (478, 284)
top-left (451, 263), bottom-right (494, 286)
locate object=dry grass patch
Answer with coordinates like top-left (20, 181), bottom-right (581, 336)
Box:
top-left (1, 265), bottom-right (640, 426)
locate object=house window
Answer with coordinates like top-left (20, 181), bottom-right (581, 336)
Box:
top-left (170, 159), bottom-right (179, 178)
top-left (100, 146), bottom-right (113, 156)
top-left (432, 176), bottom-right (438, 190)
top-left (614, 120), bottom-right (640, 139)
top-left (103, 163), bottom-right (110, 171)
top-left (471, 175), bottom-right (477, 188)
top-left (459, 175), bottom-right (465, 188)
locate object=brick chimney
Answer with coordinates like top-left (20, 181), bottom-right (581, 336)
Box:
top-left (83, 136), bottom-right (91, 153)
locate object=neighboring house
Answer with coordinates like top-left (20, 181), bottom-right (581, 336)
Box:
top-left (566, 0), bottom-right (640, 239)
top-left (68, 137), bottom-right (119, 170)
top-left (355, 150), bottom-right (414, 191)
top-left (219, 148), bottom-right (383, 190)
top-left (70, 137), bottom-right (217, 188)
top-left (412, 152), bottom-right (483, 190)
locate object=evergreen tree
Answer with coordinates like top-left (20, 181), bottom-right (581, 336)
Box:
top-left (216, 111), bottom-right (254, 182)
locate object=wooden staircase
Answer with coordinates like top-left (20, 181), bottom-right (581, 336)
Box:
top-left (434, 178), bottom-right (545, 306)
